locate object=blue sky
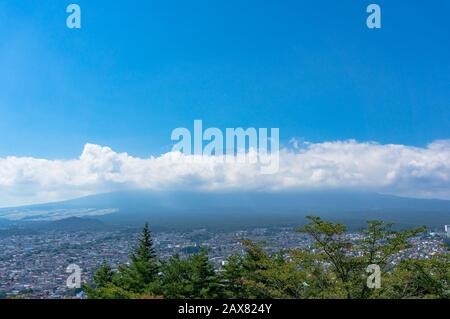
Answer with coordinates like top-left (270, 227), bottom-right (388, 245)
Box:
top-left (0, 0), bottom-right (449, 159)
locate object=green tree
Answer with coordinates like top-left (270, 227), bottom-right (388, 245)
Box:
top-left (382, 253), bottom-right (450, 299)
top-left (158, 250), bottom-right (222, 299)
top-left (222, 240), bottom-right (309, 299)
top-left (84, 285), bottom-right (137, 299)
top-left (114, 223), bottom-right (159, 293)
top-left (296, 216), bottom-right (425, 299)
top-left (223, 240), bottom-right (276, 298)
top-left (85, 223), bottom-right (160, 298)
top-left (93, 264), bottom-right (113, 288)
top-left (221, 254), bottom-right (248, 298)
top-left (85, 218), bottom-right (448, 300)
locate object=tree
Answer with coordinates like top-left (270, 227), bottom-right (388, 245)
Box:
top-left (84, 285), bottom-right (137, 299)
top-left (221, 254), bottom-right (248, 298)
top-left (114, 223), bottom-right (159, 293)
top-left (296, 216), bottom-right (425, 299)
top-left (93, 264), bottom-right (113, 288)
top-left (382, 253), bottom-right (450, 299)
top-left (85, 223), bottom-right (160, 298)
top-left (222, 240), bottom-right (309, 299)
top-left (222, 240), bottom-right (276, 298)
top-left (158, 250), bottom-right (223, 299)
top-left (85, 218), bottom-right (448, 300)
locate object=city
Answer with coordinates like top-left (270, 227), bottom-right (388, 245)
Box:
top-left (1, 225), bottom-right (448, 299)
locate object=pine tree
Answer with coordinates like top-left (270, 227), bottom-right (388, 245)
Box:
top-left (222, 254), bottom-right (247, 298)
top-left (131, 223), bottom-right (157, 267)
top-left (189, 250), bottom-right (222, 298)
top-left (116, 223), bottom-right (159, 293)
top-left (158, 250), bottom-right (223, 298)
top-left (93, 264), bottom-right (113, 288)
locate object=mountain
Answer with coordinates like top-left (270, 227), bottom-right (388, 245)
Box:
top-left (0, 190), bottom-right (450, 230)
top-left (0, 218), bottom-right (14, 228)
top-left (0, 217), bottom-right (109, 237)
top-left (39, 217), bottom-right (109, 232)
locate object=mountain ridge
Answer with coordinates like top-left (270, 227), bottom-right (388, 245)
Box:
top-left (1, 190), bottom-right (449, 230)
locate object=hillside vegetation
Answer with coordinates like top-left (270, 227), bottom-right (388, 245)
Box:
top-left (84, 217), bottom-right (450, 299)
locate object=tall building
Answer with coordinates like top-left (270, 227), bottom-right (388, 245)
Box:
top-left (445, 225), bottom-right (450, 238)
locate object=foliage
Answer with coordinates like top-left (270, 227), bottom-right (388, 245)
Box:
top-left (381, 254), bottom-right (450, 299)
top-left (113, 223), bottom-right (159, 293)
top-left (294, 217), bottom-right (425, 299)
top-left (155, 250), bottom-right (223, 299)
top-left (92, 264), bottom-right (113, 288)
top-left (85, 217), bottom-right (449, 299)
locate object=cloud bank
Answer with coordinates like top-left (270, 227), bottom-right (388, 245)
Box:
top-left (1, 140), bottom-right (450, 207)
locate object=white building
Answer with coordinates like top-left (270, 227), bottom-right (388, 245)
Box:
top-left (445, 225), bottom-right (450, 238)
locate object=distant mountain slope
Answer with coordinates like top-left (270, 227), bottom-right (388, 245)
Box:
top-left (0, 218), bottom-right (14, 228)
top-left (0, 217), bottom-right (109, 237)
top-left (1, 190), bottom-right (449, 230)
top-left (40, 217), bottom-right (108, 231)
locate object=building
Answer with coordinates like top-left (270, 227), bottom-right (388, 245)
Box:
top-left (445, 225), bottom-right (450, 238)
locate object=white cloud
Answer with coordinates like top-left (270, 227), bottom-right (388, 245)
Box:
top-left (1, 140), bottom-right (450, 207)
